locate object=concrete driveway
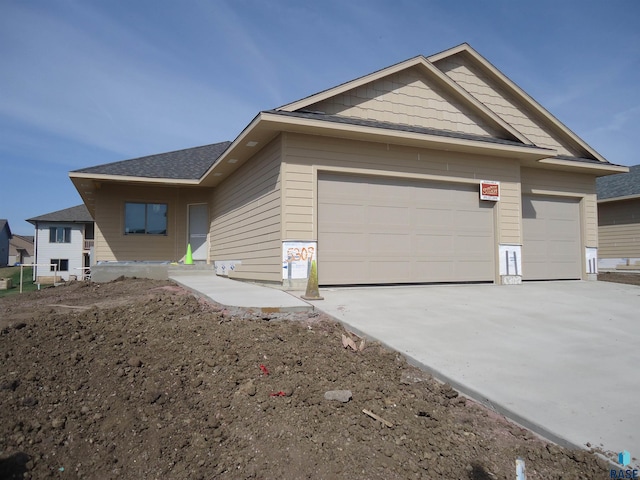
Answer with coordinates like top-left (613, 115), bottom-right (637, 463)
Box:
top-left (315, 280), bottom-right (640, 463)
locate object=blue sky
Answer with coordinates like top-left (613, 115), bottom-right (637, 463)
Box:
top-left (2, 0), bottom-right (639, 235)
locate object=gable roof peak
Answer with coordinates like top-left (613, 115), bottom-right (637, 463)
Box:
top-left (277, 48), bottom-right (531, 145)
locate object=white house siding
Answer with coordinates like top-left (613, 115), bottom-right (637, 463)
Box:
top-left (34, 223), bottom-right (85, 281)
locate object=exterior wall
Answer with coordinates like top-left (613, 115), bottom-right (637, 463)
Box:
top-left (0, 226), bottom-right (9, 267)
top-left (94, 184), bottom-right (210, 263)
top-left (281, 132), bottom-right (522, 247)
top-left (434, 55), bottom-right (586, 158)
top-left (9, 236), bottom-right (34, 265)
top-left (520, 167), bottom-right (598, 249)
top-left (308, 66), bottom-right (501, 138)
top-left (34, 223), bottom-right (85, 281)
top-left (598, 199), bottom-right (640, 259)
top-left (210, 137), bottom-right (282, 282)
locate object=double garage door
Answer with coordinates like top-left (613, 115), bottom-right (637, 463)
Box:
top-left (318, 173), bottom-right (495, 285)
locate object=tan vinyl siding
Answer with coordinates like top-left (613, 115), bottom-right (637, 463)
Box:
top-left (521, 167), bottom-right (598, 247)
top-left (211, 137), bottom-right (282, 282)
top-left (598, 199), bottom-right (640, 258)
top-left (434, 55), bottom-right (587, 158)
top-left (282, 132), bottom-right (522, 245)
top-left (307, 66), bottom-right (501, 139)
top-left (598, 225), bottom-right (640, 258)
top-left (94, 184), bottom-right (210, 262)
top-left (281, 163), bottom-right (315, 240)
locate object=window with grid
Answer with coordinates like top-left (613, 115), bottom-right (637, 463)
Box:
top-left (49, 227), bottom-right (71, 243)
top-left (50, 259), bottom-right (69, 271)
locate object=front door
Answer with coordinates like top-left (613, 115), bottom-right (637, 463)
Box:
top-left (188, 204), bottom-right (209, 261)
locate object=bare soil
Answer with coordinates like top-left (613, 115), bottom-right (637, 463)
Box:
top-left (598, 271), bottom-right (640, 286)
top-left (0, 278), bottom-right (613, 479)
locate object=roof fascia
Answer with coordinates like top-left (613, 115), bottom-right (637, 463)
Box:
top-left (258, 111), bottom-right (553, 160)
top-left (68, 172), bottom-right (199, 185)
top-left (537, 157), bottom-right (628, 175)
top-left (430, 44), bottom-right (608, 163)
top-left (598, 193), bottom-right (640, 204)
top-left (277, 56), bottom-right (427, 112)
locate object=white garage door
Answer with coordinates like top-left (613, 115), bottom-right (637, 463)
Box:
top-left (318, 173), bottom-right (495, 285)
top-left (522, 195), bottom-right (581, 280)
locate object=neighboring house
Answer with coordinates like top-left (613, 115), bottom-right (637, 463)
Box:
top-left (596, 165), bottom-right (640, 271)
top-left (0, 220), bottom-right (11, 267)
top-left (70, 43), bottom-right (627, 286)
top-left (9, 235), bottom-right (34, 266)
top-left (27, 205), bottom-right (95, 282)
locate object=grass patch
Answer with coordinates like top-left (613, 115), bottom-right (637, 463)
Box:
top-left (0, 266), bottom-right (39, 297)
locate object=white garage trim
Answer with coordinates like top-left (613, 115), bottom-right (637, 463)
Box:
top-left (318, 173), bottom-right (496, 285)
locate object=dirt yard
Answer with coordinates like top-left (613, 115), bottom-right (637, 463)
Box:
top-left (0, 278), bottom-right (615, 479)
top-left (598, 271), bottom-right (640, 286)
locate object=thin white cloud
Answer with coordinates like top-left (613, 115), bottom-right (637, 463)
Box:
top-left (591, 105), bottom-right (640, 135)
top-left (0, 2), bottom-right (258, 161)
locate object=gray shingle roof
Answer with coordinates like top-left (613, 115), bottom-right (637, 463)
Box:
top-left (27, 204), bottom-right (93, 224)
top-left (267, 110), bottom-right (543, 149)
top-left (596, 164), bottom-right (640, 200)
top-left (72, 141), bottom-right (231, 180)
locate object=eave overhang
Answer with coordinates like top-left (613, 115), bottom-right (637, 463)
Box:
top-left (598, 193), bottom-right (640, 204)
top-left (199, 111), bottom-right (555, 187)
top-left (69, 172), bottom-right (200, 216)
top-left (535, 158), bottom-right (628, 176)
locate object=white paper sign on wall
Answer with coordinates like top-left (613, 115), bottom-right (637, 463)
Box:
top-left (499, 244), bottom-right (522, 276)
top-left (585, 247), bottom-right (598, 274)
top-left (282, 241), bottom-right (317, 280)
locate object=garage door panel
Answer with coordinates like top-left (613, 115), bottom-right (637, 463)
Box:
top-left (323, 204), bottom-right (364, 224)
top-left (319, 173), bottom-right (495, 285)
top-left (369, 205), bottom-right (409, 225)
top-left (456, 236), bottom-right (493, 255)
top-left (370, 234), bottom-right (411, 253)
top-left (414, 233), bottom-right (454, 251)
top-left (522, 195), bottom-right (581, 280)
top-left (414, 208), bottom-right (452, 227)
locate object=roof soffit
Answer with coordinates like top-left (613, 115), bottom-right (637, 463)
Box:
top-left (429, 43), bottom-right (608, 163)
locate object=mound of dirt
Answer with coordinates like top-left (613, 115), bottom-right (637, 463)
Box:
top-left (0, 279), bottom-right (611, 479)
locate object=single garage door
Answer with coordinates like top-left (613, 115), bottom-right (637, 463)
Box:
top-left (522, 195), bottom-right (581, 280)
top-left (318, 173), bottom-right (495, 285)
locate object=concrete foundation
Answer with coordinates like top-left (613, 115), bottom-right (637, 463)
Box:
top-left (500, 275), bottom-right (522, 285)
top-left (92, 262), bottom-right (170, 283)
